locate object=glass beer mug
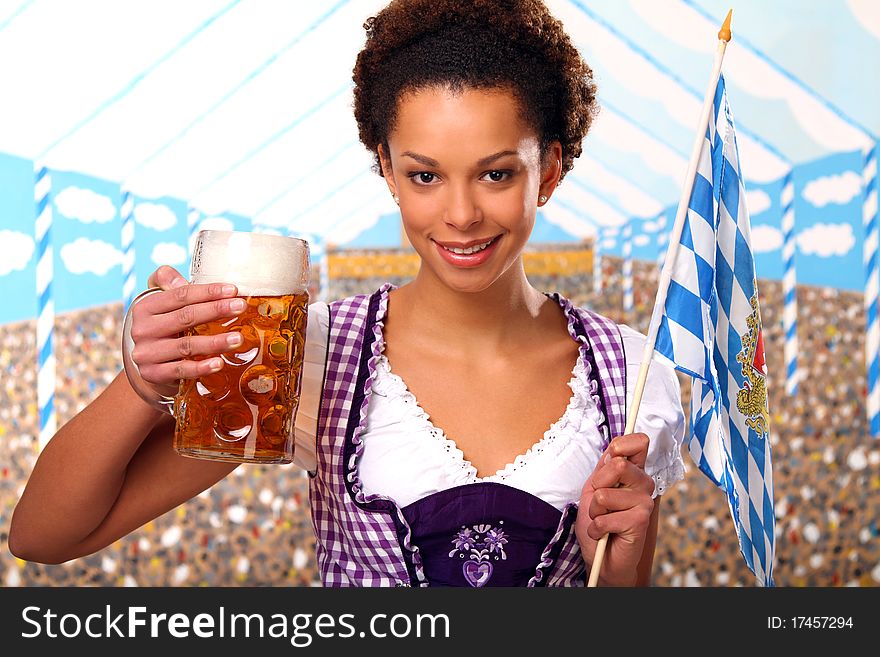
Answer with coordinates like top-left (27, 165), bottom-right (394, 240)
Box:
top-left (177, 230), bottom-right (310, 464)
top-left (125, 230), bottom-right (310, 464)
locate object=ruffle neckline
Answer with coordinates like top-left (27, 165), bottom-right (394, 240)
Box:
top-left (370, 284), bottom-right (605, 483)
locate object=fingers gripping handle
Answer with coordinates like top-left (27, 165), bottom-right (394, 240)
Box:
top-left (122, 288), bottom-right (176, 416)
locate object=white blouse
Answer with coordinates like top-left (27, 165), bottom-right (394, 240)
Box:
top-left (294, 302), bottom-right (687, 511)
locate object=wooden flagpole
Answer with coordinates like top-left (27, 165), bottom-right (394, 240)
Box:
top-left (587, 9), bottom-right (733, 588)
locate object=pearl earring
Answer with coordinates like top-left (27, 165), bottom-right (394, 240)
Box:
top-left (539, 195), bottom-right (548, 204)
top-left (393, 194), bottom-right (400, 205)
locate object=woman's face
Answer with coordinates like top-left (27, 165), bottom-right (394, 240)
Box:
top-left (380, 85), bottom-right (560, 294)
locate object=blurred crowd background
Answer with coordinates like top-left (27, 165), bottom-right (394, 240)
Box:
top-left (1, 245), bottom-right (878, 587)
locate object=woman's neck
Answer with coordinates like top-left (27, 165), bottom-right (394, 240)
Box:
top-left (392, 260), bottom-right (548, 353)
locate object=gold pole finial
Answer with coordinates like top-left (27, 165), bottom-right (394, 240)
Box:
top-left (718, 9), bottom-right (732, 42)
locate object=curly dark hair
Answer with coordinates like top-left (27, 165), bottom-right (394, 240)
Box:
top-left (352, 0), bottom-right (599, 183)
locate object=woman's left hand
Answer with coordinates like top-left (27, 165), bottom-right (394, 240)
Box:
top-left (575, 432), bottom-right (655, 586)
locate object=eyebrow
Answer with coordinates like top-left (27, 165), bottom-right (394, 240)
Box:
top-left (400, 150), bottom-right (519, 168)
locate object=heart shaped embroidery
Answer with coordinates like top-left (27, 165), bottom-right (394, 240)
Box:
top-left (462, 560), bottom-right (493, 587)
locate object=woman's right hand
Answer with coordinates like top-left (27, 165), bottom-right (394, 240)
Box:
top-left (128, 265), bottom-right (247, 398)
top-left (10, 263), bottom-right (248, 564)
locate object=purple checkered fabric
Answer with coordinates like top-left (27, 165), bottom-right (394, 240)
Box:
top-left (530, 293), bottom-right (628, 586)
top-left (310, 287), bottom-right (422, 586)
top-left (310, 284), bottom-right (626, 587)
top-left (551, 292), bottom-right (628, 442)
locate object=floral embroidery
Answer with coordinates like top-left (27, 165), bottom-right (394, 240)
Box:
top-left (484, 528), bottom-right (508, 553)
top-left (451, 527), bottom-right (476, 552)
top-left (449, 522), bottom-right (508, 587)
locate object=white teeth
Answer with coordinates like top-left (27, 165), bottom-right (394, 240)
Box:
top-left (442, 238), bottom-right (494, 255)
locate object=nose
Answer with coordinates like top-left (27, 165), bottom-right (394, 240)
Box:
top-left (443, 184), bottom-right (482, 232)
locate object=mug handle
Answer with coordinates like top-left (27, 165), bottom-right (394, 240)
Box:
top-left (121, 288), bottom-right (176, 416)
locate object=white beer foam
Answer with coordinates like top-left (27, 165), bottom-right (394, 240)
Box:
top-left (190, 230), bottom-right (310, 296)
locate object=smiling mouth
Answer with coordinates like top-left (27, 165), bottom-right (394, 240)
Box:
top-left (434, 236), bottom-right (499, 255)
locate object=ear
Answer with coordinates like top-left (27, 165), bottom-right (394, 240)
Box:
top-left (538, 141), bottom-right (563, 204)
top-left (377, 143), bottom-right (398, 197)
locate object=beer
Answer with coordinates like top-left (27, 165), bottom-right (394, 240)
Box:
top-left (172, 230), bottom-right (310, 464)
top-left (173, 292), bottom-right (309, 463)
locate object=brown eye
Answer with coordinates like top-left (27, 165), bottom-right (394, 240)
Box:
top-left (483, 170), bottom-right (510, 182)
top-left (418, 172), bottom-right (436, 184)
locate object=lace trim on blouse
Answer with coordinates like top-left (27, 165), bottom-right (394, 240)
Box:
top-left (649, 450), bottom-right (687, 497)
top-left (372, 349), bottom-right (604, 484)
top-left (362, 285), bottom-right (685, 505)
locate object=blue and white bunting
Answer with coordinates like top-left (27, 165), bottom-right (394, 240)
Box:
top-left (780, 173), bottom-right (798, 396)
top-left (863, 144), bottom-right (879, 437)
top-left (622, 221), bottom-right (633, 316)
top-left (121, 191), bottom-right (136, 313)
top-left (34, 165), bottom-right (55, 449)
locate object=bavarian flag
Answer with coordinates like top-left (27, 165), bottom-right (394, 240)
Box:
top-left (655, 74), bottom-right (775, 586)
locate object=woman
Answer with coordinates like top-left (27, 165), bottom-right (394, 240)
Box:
top-left (9, 0), bottom-right (684, 587)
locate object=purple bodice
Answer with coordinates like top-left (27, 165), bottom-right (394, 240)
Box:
top-left (402, 482), bottom-right (563, 587)
top-left (309, 284), bottom-right (626, 586)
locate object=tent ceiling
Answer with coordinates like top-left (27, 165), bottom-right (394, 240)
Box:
top-left (0, 0), bottom-right (876, 242)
